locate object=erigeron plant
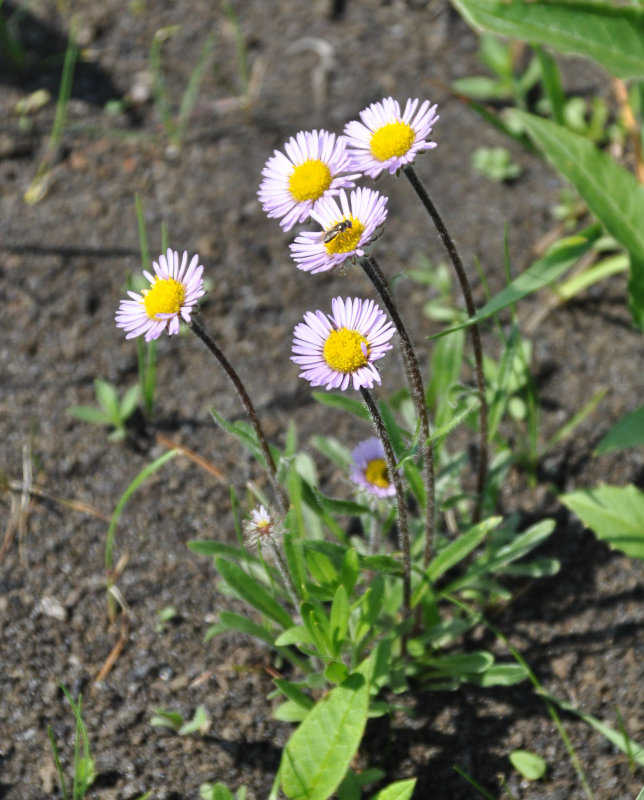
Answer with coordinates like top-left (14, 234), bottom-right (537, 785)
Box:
top-left (115, 97), bottom-right (557, 800)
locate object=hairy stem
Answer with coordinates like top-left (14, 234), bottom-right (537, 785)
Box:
top-left (404, 164), bottom-right (488, 522)
top-left (359, 255), bottom-right (436, 567)
top-left (189, 316), bottom-right (288, 515)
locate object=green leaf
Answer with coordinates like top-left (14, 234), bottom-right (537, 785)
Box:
top-left (120, 384), bottom-right (141, 419)
top-left (67, 405), bottom-right (110, 425)
top-left (339, 549), bottom-right (360, 597)
top-left (150, 708), bottom-right (183, 730)
top-left (178, 706), bottom-right (210, 736)
top-left (311, 391), bottom-right (370, 422)
top-left (94, 378), bottom-right (120, 419)
top-left (280, 668), bottom-right (370, 800)
top-left (324, 661), bottom-right (349, 684)
top-left (206, 611), bottom-right (276, 646)
top-left (596, 404), bottom-right (644, 454)
top-left (426, 517), bottom-right (500, 582)
top-left (369, 778), bottom-right (417, 800)
top-left (514, 112), bottom-right (644, 328)
top-left (329, 585), bottom-right (349, 656)
top-left (215, 557), bottom-right (293, 628)
top-left (188, 540), bottom-right (259, 563)
top-left (274, 700), bottom-right (310, 723)
top-left (452, 0), bottom-right (644, 79)
top-left (274, 679), bottom-right (315, 711)
top-left (274, 625), bottom-right (314, 647)
top-left (471, 663), bottom-right (529, 687)
top-left (199, 783), bottom-right (235, 800)
top-left (509, 750), bottom-right (547, 781)
top-left (424, 651), bottom-right (494, 677)
top-left (561, 484), bottom-right (644, 559)
top-left (429, 228), bottom-right (598, 341)
top-left (312, 488), bottom-right (372, 518)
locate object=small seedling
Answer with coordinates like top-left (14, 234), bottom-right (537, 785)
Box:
top-left (68, 378), bottom-right (140, 441)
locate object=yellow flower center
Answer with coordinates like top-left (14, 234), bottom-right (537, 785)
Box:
top-left (323, 328), bottom-right (370, 373)
top-left (289, 159), bottom-right (332, 202)
top-left (143, 278), bottom-right (185, 319)
top-left (324, 216), bottom-right (365, 255)
top-left (364, 458), bottom-right (390, 489)
top-left (370, 121), bottom-right (415, 162)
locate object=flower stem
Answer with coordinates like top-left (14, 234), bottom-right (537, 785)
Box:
top-left (267, 539), bottom-right (300, 610)
top-left (360, 387), bottom-right (411, 619)
top-left (189, 316), bottom-right (288, 516)
top-left (403, 164), bottom-right (488, 523)
top-left (359, 255), bottom-right (436, 567)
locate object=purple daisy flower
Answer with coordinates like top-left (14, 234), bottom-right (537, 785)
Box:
top-left (344, 97), bottom-right (439, 179)
top-left (258, 130), bottom-right (360, 232)
top-left (350, 437), bottom-right (396, 498)
top-left (289, 187), bottom-right (388, 274)
top-left (291, 296), bottom-right (395, 391)
top-left (115, 249), bottom-right (205, 342)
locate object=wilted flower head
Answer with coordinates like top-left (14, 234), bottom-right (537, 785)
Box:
top-left (258, 130), bottom-right (360, 231)
top-left (289, 187), bottom-right (388, 274)
top-left (344, 97), bottom-right (439, 179)
top-left (350, 437), bottom-right (396, 498)
top-left (115, 249), bottom-right (205, 342)
top-left (291, 296), bottom-right (395, 391)
top-left (244, 505), bottom-right (280, 547)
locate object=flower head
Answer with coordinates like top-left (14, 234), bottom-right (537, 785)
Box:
top-left (258, 130), bottom-right (360, 231)
top-left (289, 187), bottom-right (388, 274)
top-left (350, 437), bottom-right (396, 498)
top-left (291, 296), bottom-right (395, 391)
top-left (244, 504), bottom-right (280, 547)
top-left (116, 249), bottom-right (205, 342)
top-left (344, 97), bottom-right (439, 179)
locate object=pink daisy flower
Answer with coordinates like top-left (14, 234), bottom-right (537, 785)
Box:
top-left (350, 437), bottom-right (396, 498)
top-left (344, 97), bottom-right (439, 178)
top-left (289, 187), bottom-right (388, 274)
top-left (291, 297), bottom-right (395, 391)
top-left (115, 249), bottom-right (205, 342)
top-left (258, 130), bottom-right (360, 231)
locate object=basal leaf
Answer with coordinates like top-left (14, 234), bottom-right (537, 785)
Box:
top-left (452, 0), bottom-right (644, 79)
top-left (561, 484), bottom-right (644, 559)
top-left (280, 667), bottom-right (370, 800)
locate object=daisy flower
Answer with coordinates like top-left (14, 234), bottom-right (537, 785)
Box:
top-left (291, 296), bottom-right (395, 391)
top-left (244, 504), bottom-right (280, 547)
top-left (350, 437), bottom-right (396, 498)
top-left (258, 129), bottom-right (360, 231)
top-left (116, 249), bottom-right (205, 342)
top-left (344, 97), bottom-right (439, 179)
top-left (289, 187), bottom-right (388, 274)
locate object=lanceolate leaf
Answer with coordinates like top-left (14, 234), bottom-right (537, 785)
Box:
top-left (369, 779), bottom-right (417, 800)
top-left (514, 112), bottom-right (644, 329)
top-left (561, 484), bottom-right (644, 559)
top-left (214, 557), bottom-right (293, 628)
top-left (452, 0), bottom-right (644, 79)
top-left (280, 667), bottom-right (370, 800)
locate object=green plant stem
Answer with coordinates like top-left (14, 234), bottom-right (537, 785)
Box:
top-left (360, 387), bottom-right (411, 619)
top-left (359, 255), bottom-right (436, 567)
top-left (267, 539), bottom-right (300, 610)
top-left (189, 316), bottom-right (288, 516)
top-left (403, 164), bottom-right (488, 523)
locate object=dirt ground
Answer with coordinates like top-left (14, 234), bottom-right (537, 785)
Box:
top-left (1, 1), bottom-right (644, 798)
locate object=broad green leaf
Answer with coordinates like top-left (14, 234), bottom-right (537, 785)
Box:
top-left (561, 484), bottom-right (644, 559)
top-left (509, 750), bottom-right (547, 781)
top-left (426, 517), bottom-right (500, 582)
top-left (215, 557), bottom-right (293, 628)
top-left (324, 661), bottom-right (349, 684)
top-left (514, 112), bottom-right (644, 328)
top-left (280, 668), bottom-right (370, 800)
top-left (369, 778), bottom-right (417, 800)
top-left (595, 404), bottom-right (644, 454)
top-left (452, 0), bottom-right (644, 79)
top-left (275, 625), bottom-right (314, 647)
top-left (429, 228), bottom-right (599, 341)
